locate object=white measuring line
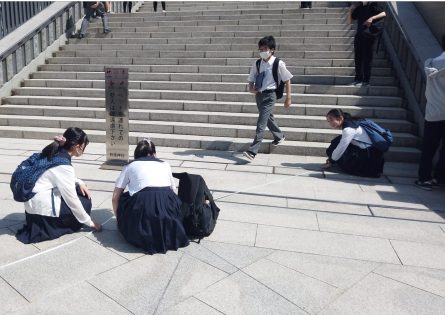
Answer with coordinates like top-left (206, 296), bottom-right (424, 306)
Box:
top-left (0, 169), bottom-right (315, 270)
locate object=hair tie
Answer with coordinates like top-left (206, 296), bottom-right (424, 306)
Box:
top-left (54, 135), bottom-right (66, 146)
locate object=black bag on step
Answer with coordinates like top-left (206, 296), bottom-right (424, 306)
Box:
top-left (173, 172), bottom-right (220, 242)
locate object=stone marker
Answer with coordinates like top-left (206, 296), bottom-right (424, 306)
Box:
top-left (101, 67), bottom-right (129, 170)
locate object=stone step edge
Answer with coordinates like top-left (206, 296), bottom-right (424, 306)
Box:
top-left (0, 113), bottom-right (415, 126)
top-left (0, 126), bottom-right (420, 155)
top-left (13, 87), bottom-right (403, 101)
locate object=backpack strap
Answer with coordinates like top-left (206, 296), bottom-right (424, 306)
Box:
top-left (272, 57), bottom-right (280, 87)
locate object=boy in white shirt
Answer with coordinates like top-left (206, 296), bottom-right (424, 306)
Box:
top-left (243, 36), bottom-right (293, 160)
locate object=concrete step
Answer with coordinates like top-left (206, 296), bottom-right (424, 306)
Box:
top-left (63, 43), bottom-right (356, 52)
top-left (77, 29), bottom-right (356, 37)
top-left (120, 9), bottom-right (347, 17)
top-left (0, 125), bottom-right (420, 163)
top-left (0, 105), bottom-right (413, 132)
top-left (46, 56), bottom-right (390, 68)
top-left (2, 97), bottom-right (408, 119)
top-left (94, 22), bottom-right (353, 31)
top-left (0, 107), bottom-right (417, 147)
top-left (39, 63), bottom-right (392, 77)
top-left (53, 49), bottom-right (386, 60)
top-left (12, 87), bottom-right (403, 107)
top-left (22, 79), bottom-right (399, 96)
top-left (73, 36), bottom-right (355, 45)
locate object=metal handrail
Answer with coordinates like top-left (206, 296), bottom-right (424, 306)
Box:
top-left (383, 2), bottom-right (427, 115)
top-left (0, 1), bottom-right (82, 86)
top-left (0, 2), bottom-right (53, 39)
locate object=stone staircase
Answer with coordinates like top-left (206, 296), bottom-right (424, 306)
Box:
top-left (0, 1), bottom-right (420, 162)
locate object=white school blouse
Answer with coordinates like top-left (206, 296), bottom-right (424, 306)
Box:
top-left (115, 159), bottom-right (176, 196)
top-left (25, 165), bottom-right (95, 228)
top-left (331, 126), bottom-right (372, 162)
top-left (248, 55), bottom-right (293, 92)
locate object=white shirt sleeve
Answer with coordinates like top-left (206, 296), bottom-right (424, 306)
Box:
top-left (52, 166), bottom-right (94, 227)
top-left (278, 60), bottom-right (293, 82)
top-left (331, 127), bottom-right (356, 161)
top-left (247, 60), bottom-right (258, 83)
top-left (166, 163), bottom-right (176, 191)
top-left (115, 165), bottom-right (129, 189)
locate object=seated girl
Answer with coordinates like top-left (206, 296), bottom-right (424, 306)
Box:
top-left (112, 139), bottom-right (189, 254)
top-left (16, 127), bottom-right (102, 244)
top-left (323, 108), bottom-right (385, 177)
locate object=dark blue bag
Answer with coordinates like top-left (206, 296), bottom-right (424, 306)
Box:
top-left (10, 153), bottom-right (71, 202)
top-left (358, 119), bottom-right (393, 152)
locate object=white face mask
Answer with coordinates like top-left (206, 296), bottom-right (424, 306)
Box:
top-left (259, 50), bottom-right (271, 60)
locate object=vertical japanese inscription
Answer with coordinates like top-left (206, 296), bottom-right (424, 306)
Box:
top-left (104, 67), bottom-right (129, 167)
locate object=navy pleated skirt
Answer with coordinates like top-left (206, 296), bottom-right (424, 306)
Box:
top-left (16, 192), bottom-right (92, 244)
top-left (117, 186), bottom-right (190, 254)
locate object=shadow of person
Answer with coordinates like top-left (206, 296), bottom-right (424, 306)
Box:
top-left (0, 212), bottom-right (25, 235)
top-left (173, 148), bottom-right (249, 165)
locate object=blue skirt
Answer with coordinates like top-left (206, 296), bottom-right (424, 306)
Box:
top-left (117, 187), bottom-right (189, 254)
top-left (16, 192), bottom-right (92, 244)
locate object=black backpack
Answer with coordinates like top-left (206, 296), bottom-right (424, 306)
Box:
top-left (256, 57), bottom-right (285, 99)
top-left (173, 172), bottom-right (220, 242)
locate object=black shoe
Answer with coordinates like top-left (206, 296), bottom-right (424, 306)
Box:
top-left (103, 29), bottom-right (111, 34)
top-left (362, 82), bottom-right (370, 87)
top-left (78, 33), bottom-right (85, 39)
top-left (243, 151), bottom-right (256, 160)
top-left (414, 180), bottom-right (433, 191)
top-left (272, 136), bottom-right (285, 146)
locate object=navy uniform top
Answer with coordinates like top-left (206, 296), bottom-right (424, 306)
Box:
top-left (351, 2), bottom-right (384, 34)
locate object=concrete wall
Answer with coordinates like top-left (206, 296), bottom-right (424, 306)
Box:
top-left (415, 2), bottom-right (445, 44)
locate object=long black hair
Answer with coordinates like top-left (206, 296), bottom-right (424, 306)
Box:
top-left (326, 108), bottom-right (359, 127)
top-left (41, 127), bottom-right (89, 160)
top-left (134, 138), bottom-right (156, 159)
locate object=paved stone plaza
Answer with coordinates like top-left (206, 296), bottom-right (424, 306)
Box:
top-left (0, 138), bottom-right (444, 314)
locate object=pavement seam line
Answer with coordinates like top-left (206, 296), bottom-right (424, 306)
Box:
top-left (153, 253), bottom-right (184, 315)
top-left (0, 274), bottom-right (31, 303)
top-left (193, 296), bottom-right (226, 315)
top-left (263, 256), bottom-right (339, 289)
top-left (239, 269), bottom-right (310, 314)
top-left (388, 240), bottom-right (404, 265)
top-left (372, 271), bottom-right (445, 299)
top-left (86, 280), bottom-right (136, 314)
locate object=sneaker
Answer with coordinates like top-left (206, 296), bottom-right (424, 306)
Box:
top-left (271, 136), bottom-right (285, 146)
top-left (162, 9), bottom-right (166, 12)
top-left (349, 80), bottom-right (362, 86)
top-left (362, 82), bottom-right (370, 87)
top-left (103, 29), bottom-right (111, 34)
top-left (414, 180), bottom-right (433, 191)
top-left (78, 33), bottom-right (85, 39)
top-left (243, 151), bottom-right (256, 160)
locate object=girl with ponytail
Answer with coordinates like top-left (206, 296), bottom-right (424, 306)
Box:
top-left (16, 127), bottom-right (102, 244)
top-left (323, 109), bottom-right (385, 177)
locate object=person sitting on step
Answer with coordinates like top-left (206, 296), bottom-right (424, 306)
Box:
top-left (112, 138), bottom-right (189, 254)
top-left (16, 127), bottom-right (102, 244)
top-left (78, 1), bottom-right (111, 39)
top-left (323, 108), bottom-right (385, 177)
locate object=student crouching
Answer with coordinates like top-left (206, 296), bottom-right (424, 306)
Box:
top-left (15, 127), bottom-right (102, 244)
top-left (112, 139), bottom-right (189, 254)
top-left (323, 109), bottom-right (385, 177)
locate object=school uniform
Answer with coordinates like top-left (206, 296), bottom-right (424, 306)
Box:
top-left (247, 55), bottom-right (293, 155)
top-left (16, 152), bottom-right (94, 244)
top-left (351, 2), bottom-right (384, 84)
top-left (115, 156), bottom-right (189, 254)
top-left (327, 120), bottom-right (384, 177)
top-left (418, 52), bottom-right (445, 183)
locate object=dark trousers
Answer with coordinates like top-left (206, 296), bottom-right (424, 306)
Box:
top-left (354, 34), bottom-right (375, 83)
top-left (153, 1), bottom-right (166, 11)
top-left (301, 2), bottom-right (312, 8)
top-left (123, 1), bottom-right (132, 12)
top-left (418, 120), bottom-right (445, 182)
